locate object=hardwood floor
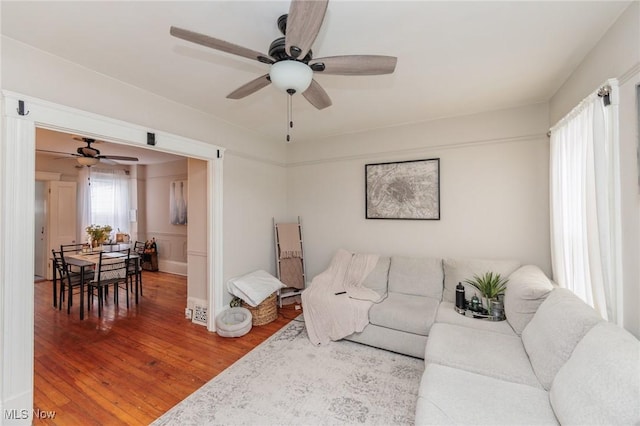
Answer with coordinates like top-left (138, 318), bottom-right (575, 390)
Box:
top-left (34, 271), bottom-right (298, 425)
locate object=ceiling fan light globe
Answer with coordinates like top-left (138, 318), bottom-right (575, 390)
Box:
top-left (269, 60), bottom-right (312, 94)
top-left (77, 157), bottom-right (99, 167)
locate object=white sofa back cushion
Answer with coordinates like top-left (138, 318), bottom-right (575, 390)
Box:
top-left (388, 257), bottom-right (443, 299)
top-left (550, 322), bottom-right (640, 425)
top-left (442, 258), bottom-right (521, 303)
top-left (521, 288), bottom-right (602, 390)
top-left (504, 265), bottom-right (554, 335)
top-left (362, 256), bottom-right (391, 301)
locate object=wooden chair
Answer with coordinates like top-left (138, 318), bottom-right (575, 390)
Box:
top-left (87, 251), bottom-right (129, 316)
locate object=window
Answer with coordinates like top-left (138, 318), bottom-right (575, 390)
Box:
top-left (549, 80), bottom-right (622, 324)
top-left (79, 168), bottom-right (130, 241)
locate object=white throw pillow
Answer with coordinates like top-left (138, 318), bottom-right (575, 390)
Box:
top-left (226, 270), bottom-right (285, 307)
top-left (504, 265), bottom-right (554, 335)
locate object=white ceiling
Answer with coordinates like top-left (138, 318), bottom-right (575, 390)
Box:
top-left (1, 1), bottom-right (631, 144)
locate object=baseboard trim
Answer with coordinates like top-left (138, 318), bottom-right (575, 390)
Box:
top-left (158, 259), bottom-right (187, 276)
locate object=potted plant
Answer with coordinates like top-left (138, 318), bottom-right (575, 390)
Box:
top-left (464, 271), bottom-right (508, 316)
top-left (85, 224), bottom-right (113, 247)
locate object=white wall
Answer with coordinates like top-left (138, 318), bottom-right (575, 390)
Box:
top-left (187, 157), bottom-right (209, 307)
top-left (223, 153), bottom-right (287, 305)
top-left (144, 159), bottom-right (188, 275)
top-left (549, 1), bottom-right (640, 337)
top-left (287, 103), bottom-right (551, 279)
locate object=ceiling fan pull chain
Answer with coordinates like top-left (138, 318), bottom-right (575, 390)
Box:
top-left (286, 92), bottom-right (293, 143)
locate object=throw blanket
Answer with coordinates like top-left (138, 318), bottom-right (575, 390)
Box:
top-left (277, 223), bottom-right (303, 259)
top-left (302, 249), bottom-right (380, 345)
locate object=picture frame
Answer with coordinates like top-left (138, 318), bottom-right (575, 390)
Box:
top-left (365, 158), bottom-right (440, 220)
top-left (170, 180), bottom-right (188, 225)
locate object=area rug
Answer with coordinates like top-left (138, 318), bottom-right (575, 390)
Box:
top-left (152, 319), bottom-right (424, 425)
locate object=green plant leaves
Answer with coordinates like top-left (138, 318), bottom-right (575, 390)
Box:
top-left (463, 271), bottom-right (508, 299)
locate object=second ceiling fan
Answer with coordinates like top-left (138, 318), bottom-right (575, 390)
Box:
top-left (170, 0), bottom-right (397, 113)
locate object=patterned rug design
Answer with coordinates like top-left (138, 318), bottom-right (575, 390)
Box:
top-left (153, 319), bottom-right (424, 425)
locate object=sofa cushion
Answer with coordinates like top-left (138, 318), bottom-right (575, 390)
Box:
top-left (521, 288), bottom-right (602, 390)
top-left (388, 256), bottom-right (443, 299)
top-left (425, 323), bottom-right (542, 388)
top-left (361, 256), bottom-right (390, 300)
top-left (368, 293), bottom-right (439, 336)
top-left (550, 322), bottom-right (640, 425)
top-left (504, 265), bottom-right (554, 335)
top-left (415, 363), bottom-right (558, 425)
top-left (442, 258), bottom-right (521, 303)
top-left (435, 301), bottom-right (516, 336)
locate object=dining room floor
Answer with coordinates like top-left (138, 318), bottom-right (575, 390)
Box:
top-left (33, 271), bottom-right (297, 425)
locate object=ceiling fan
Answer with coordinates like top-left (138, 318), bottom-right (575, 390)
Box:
top-left (170, 0), bottom-right (397, 140)
top-left (37, 137), bottom-right (139, 167)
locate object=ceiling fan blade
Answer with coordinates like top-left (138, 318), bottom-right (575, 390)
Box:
top-left (285, 0), bottom-right (328, 59)
top-left (227, 74), bottom-right (272, 99)
top-left (302, 79), bottom-right (332, 110)
top-left (98, 158), bottom-right (117, 165)
top-left (36, 149), bottom-right (77, 157)
top-left (310, 55), bottom-right (397, 75)
top-left (170, 26), bottom-right (270, 63)
top-left (99, 155), bottom-right (139, 162)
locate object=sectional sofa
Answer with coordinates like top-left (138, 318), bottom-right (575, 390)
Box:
top-left (342, 256), bottom-right (640, 425)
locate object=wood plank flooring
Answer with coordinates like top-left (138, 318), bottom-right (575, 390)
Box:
top-left (33, 271), bottom-right (299, 425)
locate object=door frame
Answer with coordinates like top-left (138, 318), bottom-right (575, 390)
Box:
top-left (0, 90), bottom-right (225, 424)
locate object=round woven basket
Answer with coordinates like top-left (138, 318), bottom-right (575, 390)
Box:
top-left (241, 292), bottom-right (278, 326)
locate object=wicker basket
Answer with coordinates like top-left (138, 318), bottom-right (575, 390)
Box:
top-left (242, 292), bottom-right (278, 326)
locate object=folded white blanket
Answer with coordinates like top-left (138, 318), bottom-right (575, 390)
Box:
top-left (302, 249), bottom-right (379, 345)
top-left (227, 270), bottom-right (285, 307)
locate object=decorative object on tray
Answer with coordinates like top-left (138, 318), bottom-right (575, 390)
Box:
top-left (464, 271), bottom-right (508, 315)
top-left (85, 224), bottom-right (112, 248)
top-left (455, 272), bottom-right (508, 321)
top-left (365, 158), bottom-right (440, 220)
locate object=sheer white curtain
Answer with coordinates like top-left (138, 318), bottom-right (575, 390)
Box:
top-left (549, 81), bottom-right (622, 323)
top-left (77, 167), bottom-right (131, 243)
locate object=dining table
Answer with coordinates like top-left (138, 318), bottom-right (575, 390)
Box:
top-left (63, 251), bottom-right (140, 320)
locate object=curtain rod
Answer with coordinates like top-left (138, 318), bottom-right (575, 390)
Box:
top-left (547, 83), bottom-right (613, 138)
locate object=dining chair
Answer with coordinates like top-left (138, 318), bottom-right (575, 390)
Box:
top-left (132, 241), bottom-right (145, 296)
top-left (52, 250), bottom-right (93, 314)
top-left (87, 251), bottom-right (129, 317)
top-left (60, 243), bottom-right (87, 275)
top-left (116, 248), bottom-right (136, 307)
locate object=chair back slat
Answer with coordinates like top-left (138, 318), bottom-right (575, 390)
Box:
top-left (60, 243), bottom-right (84, 254)
top-left (95, 250), bottom-right (129, 284)
top-left (52, 250), bottom-right (68, 277)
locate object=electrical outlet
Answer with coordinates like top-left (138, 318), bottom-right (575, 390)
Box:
top-left (185, 308), bottom-right (193, 319)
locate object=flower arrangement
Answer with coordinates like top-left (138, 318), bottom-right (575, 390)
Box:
top-left (85, 224), bottom-right (112, 246)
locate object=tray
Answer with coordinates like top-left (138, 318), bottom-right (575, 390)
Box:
top-left (455, 306), bottom-right (505, 322)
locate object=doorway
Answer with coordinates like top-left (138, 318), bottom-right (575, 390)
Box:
top-left (0, 92), bottom-right (225, 423)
